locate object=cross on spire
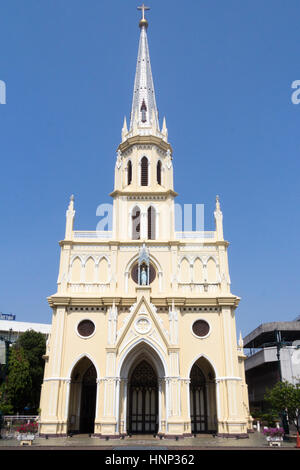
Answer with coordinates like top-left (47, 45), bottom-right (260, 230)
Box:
top-left (137, 3), bottom-right (150, 21)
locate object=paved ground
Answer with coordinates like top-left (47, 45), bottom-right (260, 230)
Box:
top-left (0, 432), bottom-right (298, 449)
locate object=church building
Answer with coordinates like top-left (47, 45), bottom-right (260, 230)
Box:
top-left (39, 6), bottom-right (252, 438)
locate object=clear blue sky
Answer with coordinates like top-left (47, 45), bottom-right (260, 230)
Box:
top-left (0, 0), bottom-right (299, 338)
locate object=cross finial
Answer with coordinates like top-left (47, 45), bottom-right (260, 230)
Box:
top-left (137, 3), bottom-right (150, 20)
top-left (137, 3), bottom-right (150, 28)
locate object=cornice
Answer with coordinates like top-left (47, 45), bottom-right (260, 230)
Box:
top-left (117, 135), bottom-right (172, 154)
top-left (47, 294), bottom-right (240, 309)
top-left (152, 296), bottom-right (240, 308)
top-left (47, 296), bottom-right (136, 308)
top-left (109, 188), bottom-right (178, 198)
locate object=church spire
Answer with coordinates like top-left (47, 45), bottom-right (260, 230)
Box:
top-left (129, 4), bottom-right (159, 133)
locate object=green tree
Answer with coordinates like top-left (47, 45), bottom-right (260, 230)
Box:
top-left (264, 380), bottom-right (300, 433)
top-left (4, 346), bottom-right (32, 413)
top-left (16, 330), bottom-right (46, 412)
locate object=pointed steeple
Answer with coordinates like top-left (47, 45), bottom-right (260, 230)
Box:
top-left (162, 116), bottom-right (168, 141)
top-left (121, 116), bottom-right (128, 142)
top-left (65, 194), bottom-right (75, 239)
top-left (129, 5), bottom-right (159, 132)
top-left (214, 195), bottom-right (224, 241)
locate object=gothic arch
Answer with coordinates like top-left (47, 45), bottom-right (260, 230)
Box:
top-left (118, 339), bottom-right (168, 379)
top-left (124, 252), bottom-right (163, 291)
top-left (139, 156), bottom-right (150, 186)
top-left (156, 159), bottom-right (162, 185)
top-left (193, 257), bottom-right (204, 283)
top-left (131, 205), bottom-right (141, 240)
top-left (70, 256), bottom-right (82, 283)
top-left (70, 255), bottom-right (84, 267)
top-left (98, 257), bottom-right (109, 283)
top-left (127, 159), bottom-right (133, 185)
top-left (147, 205), bottom-right (156, 240)
top-left (207, 257), bottom-right (217, 283)
top-left (67, 354), bottom-right (100, 434)
top-left (187, 353), bottom-right (218, 379)
top-left (206, 255), bottom-right (218, 265)
top-left (117, 340), bottom-right (167, 436)
top-left (68, 353), bottom-right (101, 380)
top-left (96, 254), bottom-right (111, 266)
top-left (188, 354), bottom-right (218, 434)
top-left (179, 257), bottom-right (191, 283)
top-left (85, 257), bottom-right (95, 282)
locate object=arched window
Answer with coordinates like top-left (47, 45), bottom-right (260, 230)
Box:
top-left (127, 160), bottom-right (132, 185)
top-left (141, 157), bottom-right (148, 186)
top-left (156, 160), bottom-right (162, 185)
top-left (147, 206), bottom-right (156, 240)
top-left (141, 99), bottom-right (147, 123)
top-left (132, 206), bottom-right (141, 240)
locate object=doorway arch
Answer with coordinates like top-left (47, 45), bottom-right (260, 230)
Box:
top-left (128, 360), bottom-right (158, 434)
top-left (189, 357), bottom-right (217, 434)
top-left (118, 341), bottom-right (166, 436)
top-left (68, 356), bottom-right (97, 434)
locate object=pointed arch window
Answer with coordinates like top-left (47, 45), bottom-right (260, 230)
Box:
top-left (156, 160), bottom-right (162, 185)
top-left (147, 206), bottom-right (156, 240)
top-left (132, 206), bottom-right (141, 240)
top-left (141, 99), bottom-right (147, 123)
top-left (127, 160), bottom-right (132, 185)
top-left (141, 156), bottom-right (148, 186)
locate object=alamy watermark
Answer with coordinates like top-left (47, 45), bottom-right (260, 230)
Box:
top-left (291, 80), bottom-right (300, 104)
top-left (0, 80), bottom-right (6, 104)
top-left (95, 202), bottom-right (205, 233)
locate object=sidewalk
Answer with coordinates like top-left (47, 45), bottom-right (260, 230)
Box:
top-left (0, 432), bottom-right (298, 449)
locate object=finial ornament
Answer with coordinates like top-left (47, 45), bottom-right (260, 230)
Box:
top-left (68, 194), bottom-right (75, 209)
top-left (137, 3), bottom-right (150, 28)
top-left (238, 331), bottom-right (244, 349)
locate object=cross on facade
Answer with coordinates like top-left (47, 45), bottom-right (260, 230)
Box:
top-left (137, 3), bottom-right (150, 20)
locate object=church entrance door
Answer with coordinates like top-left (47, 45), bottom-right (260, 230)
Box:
top-left (190, 364), bottom-right (208, 433)
top-left (128, 360), bottom-right (158, 434)
top-left (79, 365), bottom-right (97, 434)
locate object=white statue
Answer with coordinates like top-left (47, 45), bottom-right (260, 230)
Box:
top-left (141, 266), bottom-right (148, 285)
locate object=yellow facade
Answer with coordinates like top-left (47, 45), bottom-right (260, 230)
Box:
top-left (39, 10), bottom-right (252, 439)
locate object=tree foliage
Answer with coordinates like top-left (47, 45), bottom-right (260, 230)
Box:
top-left (16, 330), bottom-right (46, 411)
top-left (0, 330), bottom-right (46, 414)
top-left (4, 346), bottom-right (32, 413)
top-left (264, 380), bottom-right (300, 432)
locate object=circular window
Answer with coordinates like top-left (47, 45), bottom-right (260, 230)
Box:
top-left (77, 320), bottom-right (95, 338)
top-left (192, 320), bottom-right (210, 338)
top-left (131, 263), bottom-right (156, 285)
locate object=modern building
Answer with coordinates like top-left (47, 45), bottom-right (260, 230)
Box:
top-left (243, 318), bottom-right (300, 410)
top-left (39, 7), bottom-right (252, 438)
top-left (0, 319), bottom-right (51, 365)
top-left (0, 318), bottom-right (51, 386)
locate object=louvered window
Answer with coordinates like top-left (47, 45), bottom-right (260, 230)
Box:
top-left (141, 157), bottom-right (148, 186)
top-left (156, 160), bottom-right (161, 185)
top-left (147, 206), bottom-right (156, 240)
top-left (141, 100), bottom-right (147, 123)
top-left (127, 160), bottom-right (132, 185)
top-left (132, 206), bottom-right (141, 240)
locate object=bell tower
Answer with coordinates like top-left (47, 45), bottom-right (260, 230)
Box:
top-left (39, 4), bottom-right (252, 440)
top-left (111, 5), bottom-right (177, 242)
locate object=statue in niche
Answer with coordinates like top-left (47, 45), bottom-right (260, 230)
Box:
top-left (140, 265), bottom-right (148, 286)
top-left (137, 244), bottom-right (150, 286)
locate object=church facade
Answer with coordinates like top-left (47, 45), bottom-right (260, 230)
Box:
top-left (39, 8), bottom-right (252, 438)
